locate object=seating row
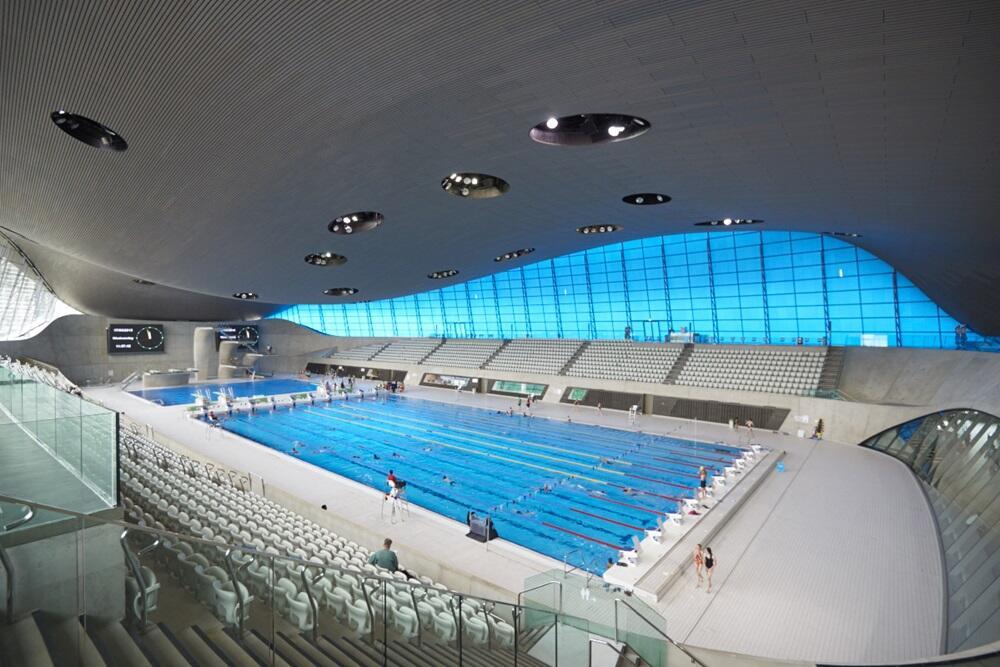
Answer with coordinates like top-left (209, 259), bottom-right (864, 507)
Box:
top-left (120, 431), bottom-right (516, 648)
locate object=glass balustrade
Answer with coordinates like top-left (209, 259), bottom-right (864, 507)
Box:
top-left (0, 365), bottom-right (117, 525)
top-left (2, 492), bottom-right (669, 666)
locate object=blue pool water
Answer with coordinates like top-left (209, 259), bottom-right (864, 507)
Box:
top-left (209, 395), bottom-right (744, 572)
top-left (130, 379), bottom-right (318, 406)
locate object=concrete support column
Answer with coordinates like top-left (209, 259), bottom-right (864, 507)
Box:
top-left (193, 327), bottom-right (217, 382)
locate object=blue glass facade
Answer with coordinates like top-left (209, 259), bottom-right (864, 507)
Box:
top-left (271, 231), bottom-right (975, 349)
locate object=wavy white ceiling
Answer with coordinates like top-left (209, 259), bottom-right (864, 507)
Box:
top-left (1, 0), bottom-right (998, 332)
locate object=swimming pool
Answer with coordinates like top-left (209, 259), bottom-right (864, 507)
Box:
top-left (130, 379), bottom-right (318, 406)
top-left (209, 395), bottom-right (745, 572)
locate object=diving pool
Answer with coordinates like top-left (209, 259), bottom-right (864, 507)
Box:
top-left (209, 395), bottom-right (745, 573)
top-left (130, 378), bottom-right (318, 406)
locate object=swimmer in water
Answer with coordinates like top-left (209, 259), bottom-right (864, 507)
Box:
top-left (372, 453), bottom-right (381, 460)
top-left (622, 487), bottom-right (637, 496)
top-left (391, 452), bottom-right (402, 458)
top-left (442, 475), bottom-right (455, 486)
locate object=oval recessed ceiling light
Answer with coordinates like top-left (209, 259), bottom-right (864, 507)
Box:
top-left (233, 292), bottom-right (258, 300)
top-left (530, 113), bottom-right (650, 146)
top-left (577, 224), bottom-right (622, 235)
top-left (304, 252), bottom-right (347, 267)
top-left (50, 110), bottom-right (128, 151)
top-left (132, 278), bottom-right (155, 286)
top-left (494, 247), bottom-right (535, 262)
top-left (694, 218), bottom-right (763, 227)
top-left (623, 193), bottom-right (671, 206)
top-left (428, 269), bottom-right (460, 279)
top-left (440, 173), bottom-right (510, 199)
top-left (324, 287), bottom-right (359, 296)
top-left (329, 211), bottom-right (383, 235)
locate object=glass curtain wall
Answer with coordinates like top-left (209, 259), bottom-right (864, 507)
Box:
top-left (272, 231), bottom-right (978, 349)
top-left (863, 410), bottom-right (1000, 651)
top-left (0, 232), bottom-right (77, 341)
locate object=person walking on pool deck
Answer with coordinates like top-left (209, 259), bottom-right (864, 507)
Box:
top-left (369, 538), bottom-right (399, 572)
top-left (704, 547), bottom-right (716, 592)
top-left (693, 544), bottom-right (705, 587)
top-left (698, 465), bottom-right (708, 499)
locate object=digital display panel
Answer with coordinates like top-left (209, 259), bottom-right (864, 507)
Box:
top-left (107, 324), bottom-right (165, 354)
top-left (215, 324), bottom-right (259, 349)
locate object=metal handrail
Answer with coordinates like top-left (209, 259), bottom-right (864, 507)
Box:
top-left (589, 638), bottom-right (635, 667)
top-left (300, 568), bottom-right (325, 642)
top-left (614, 597), bottom-right (706, 667)
top-left (409, 586), bottom-right (423, 645)
top-left (479, 603), bottom-right (494, 650)
top-left (120, 529), bottom-right (161, 628)
top-left (0, 491), bottom-right (593, 644)
top-left (224, 547), bottom-right (254, 636)
top-left (360, 578), bottom-right (376, 638)
top-left (516, 579), bottom-right (563, 613)
top-left (0, 503), bottom-right (34, 622)
top-left (562, 548), bottom-right (582, 574)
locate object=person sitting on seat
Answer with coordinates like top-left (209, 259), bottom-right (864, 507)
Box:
top-left (368, 538), bottom-right (399, 572)
top-left (811, 419), bottom-right (825, 440)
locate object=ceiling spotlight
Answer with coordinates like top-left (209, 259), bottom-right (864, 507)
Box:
top-left (577, 224), bottom-right (621, 235)
top-left (531, 113), bottom-right (651, 146)
top-left (305, 252), bottom-right (347, 266)
top-left (694, 218), bottom-right (763, 227)
top-left (494, 247), bottom-right (535, 262)
top-left (635, 197), bottom-right (644, 204)
top-left (623, 193), bottom-right (671, 206)
top-left (233, 292), bottom-right (258, 300)
top-left (441, 173), bottom-right (510, 199)
top-left (132, 278), bottom-right (155, 285)
top-left (50, 110), bottom-right (128, 151)
top-left (428, 269), bottom-right (460, 279)
top-left (329, 211), bottom-right (383, 234)
top-left (324, 287), bottom-right (359, 296)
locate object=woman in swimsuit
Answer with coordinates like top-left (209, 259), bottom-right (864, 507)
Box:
top-left (704, 547), bottom-right (716, 593)
top-left (693, 544), bottom-right (704, 587)
top-left (698, 466), bottom-right (708, 500)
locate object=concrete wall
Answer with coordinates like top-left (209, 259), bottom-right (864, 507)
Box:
top-left (0, 523), bottom-right (124, 621)
top-left (0, 315), bottom-right (372, 386)
top-left (839, 347), bottom-right (1000, 415)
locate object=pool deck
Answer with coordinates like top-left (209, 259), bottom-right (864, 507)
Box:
top-left (86, 379), bottom-right (944, 663)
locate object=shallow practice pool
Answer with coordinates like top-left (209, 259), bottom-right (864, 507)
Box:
top-left (209, 395), bottom-right (745, 572)
top-left (130, 379), bottom-right (318, 406)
